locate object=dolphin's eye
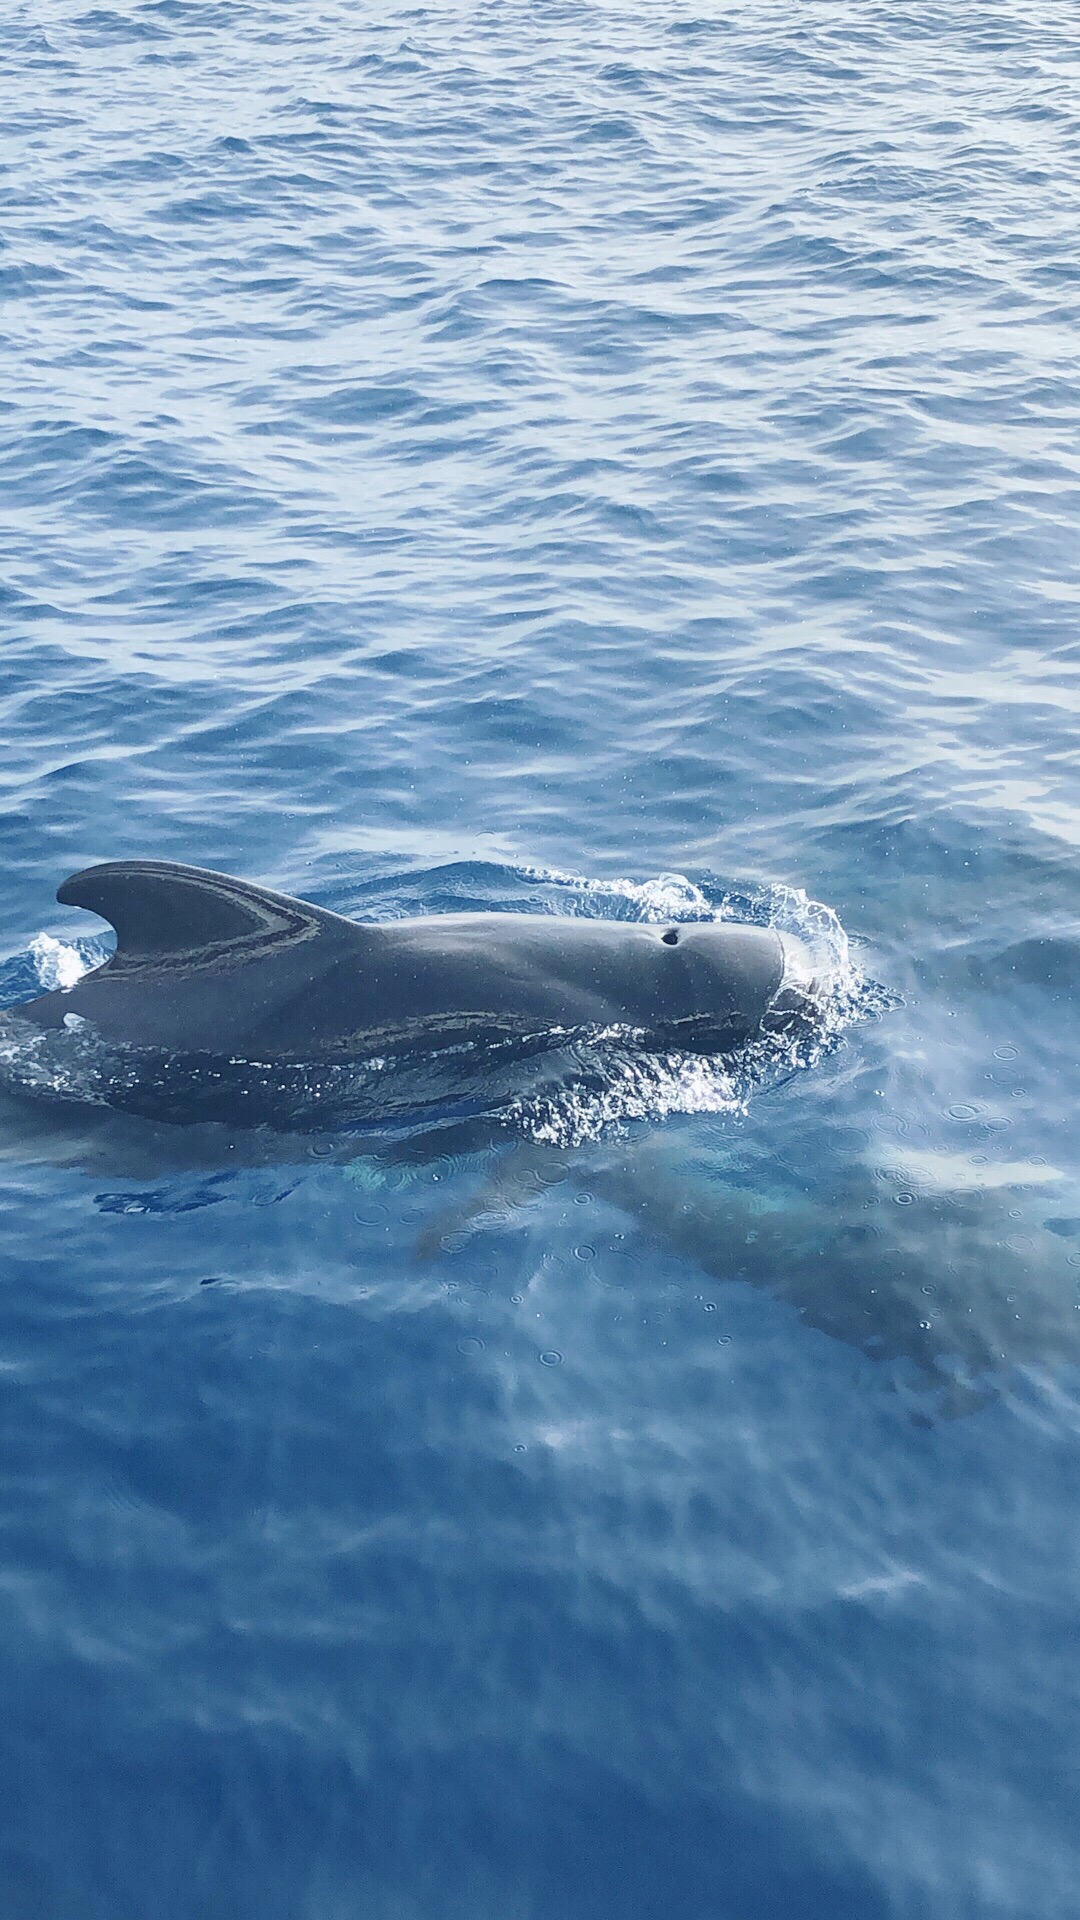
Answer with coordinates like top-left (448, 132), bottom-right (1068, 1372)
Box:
top-left (661, 929), bottom-right (679, 946)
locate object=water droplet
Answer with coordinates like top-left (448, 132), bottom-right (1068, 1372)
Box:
top-left (704, 1302), bottom-right (716, 1312)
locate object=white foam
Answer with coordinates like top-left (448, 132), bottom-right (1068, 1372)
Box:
top-left (28, 932), bottom-right (99, 993)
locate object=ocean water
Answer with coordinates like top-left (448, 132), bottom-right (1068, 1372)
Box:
top-left (1, 2), bottom-right (1078, 1916)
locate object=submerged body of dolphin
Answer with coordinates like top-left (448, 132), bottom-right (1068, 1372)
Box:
top-left (8, 862), bottom-right (802, 1125)
top-left (400, 1124), bottom-right (1080, 1421)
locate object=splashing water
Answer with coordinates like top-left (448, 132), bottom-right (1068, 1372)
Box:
top-left (525, 866), bottom-right (718, 922)
top-left (28, 932), bottom-right (103, 993)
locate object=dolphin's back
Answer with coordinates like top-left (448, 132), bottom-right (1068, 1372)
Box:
top-left (19, 861), bottom-right (364, 1053)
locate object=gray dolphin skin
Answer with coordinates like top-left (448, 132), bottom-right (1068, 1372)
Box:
top-left (14, 861), bottom-right (788, 1064)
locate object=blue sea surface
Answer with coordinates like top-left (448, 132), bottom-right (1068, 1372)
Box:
top-left (1, 3), bottom-right (1079, 1915)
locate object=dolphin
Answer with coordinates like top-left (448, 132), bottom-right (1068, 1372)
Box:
top-left (5, 861), bottom-right (800, 1127)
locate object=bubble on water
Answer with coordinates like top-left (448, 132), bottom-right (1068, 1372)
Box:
top-left (539, 1349), bottom-right (563, 1366)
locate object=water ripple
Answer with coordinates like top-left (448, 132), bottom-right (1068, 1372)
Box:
top-left (2, 4), bottom-right (1080, 1916)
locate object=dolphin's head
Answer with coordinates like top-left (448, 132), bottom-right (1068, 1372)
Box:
top-left (646, 919), bottom-right (811, 1047)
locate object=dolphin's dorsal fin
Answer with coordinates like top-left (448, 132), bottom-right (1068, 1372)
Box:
top-left (57, 860), bottom-right (346, 969)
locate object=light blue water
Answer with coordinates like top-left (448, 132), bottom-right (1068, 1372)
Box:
top-left (1, 4), bottom-right (1079, 1916)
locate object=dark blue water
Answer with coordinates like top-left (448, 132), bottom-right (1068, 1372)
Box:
top-left (2, 4), bottom-right (1079, 1915)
